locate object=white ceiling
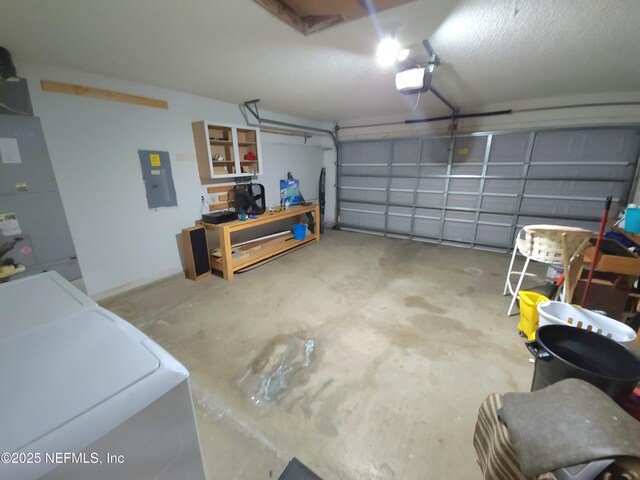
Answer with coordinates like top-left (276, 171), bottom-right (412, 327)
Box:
top-left (2, 0), bottom-right (640, 123)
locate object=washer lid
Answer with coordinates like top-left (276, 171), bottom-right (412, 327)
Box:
top-left (0, 309), bottom-right (160, 453)
top-left (0, 271), bottom-right (96, 338)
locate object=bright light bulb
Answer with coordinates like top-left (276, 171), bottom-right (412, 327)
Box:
top-left (376, 37), bottom-right (401, 67)
top-left (397, 48), bottom-right (410, 62)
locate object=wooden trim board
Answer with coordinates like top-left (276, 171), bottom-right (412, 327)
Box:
top-left (206, 185), bottom-right (233, 210)
top-left (209, 202), bottom-right (230, 211)
top-left (41, 80), bottom-right (168, 109)
top-left (206, 185), bottom-right (234, 194)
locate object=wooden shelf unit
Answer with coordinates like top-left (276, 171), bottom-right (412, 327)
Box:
top-left (204, 204), bottom-right (320, 280)
top-left (192, 121), bottom-right (262, 178)
top-left (236, 127), bottom-right (259, 174)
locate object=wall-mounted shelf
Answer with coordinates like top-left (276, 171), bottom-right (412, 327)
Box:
top-left (192, 121), bottom-right (262, 179)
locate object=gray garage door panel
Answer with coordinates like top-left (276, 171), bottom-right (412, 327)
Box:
top-left (391, 177), bottom-right (416, 189)
top-left (338, 128), bottom-right (640, 249)
top-left (341, 176), bottom-right (387, 188)
top-left (419, 165), bottom-right (448, 175)
top-left (389, 206), bottom-right (412, 215)
top-left (443, 222), bottom-right (475, 242)
top-left (340, 188), bottom-right (387, 203)
top-left (532, 129), bottom-right (637, 162)
top-left (520, 197), bottom-right (603, 217)
top-left (490, 134), bottom-right (531, 162)
top-left (421, 138), bottom-right (450, 162)
top-left (451, 164), bottom-right (483, 175)
top-left (476, 224), bottom-right (512, 246)
top-left (481, 195), bottom-right (519, 212)
top-left (479, 213), bottom-right (513, 225)
top-left (414, 218), bottom-right (442, 237)
top-left (418, 177), bottom-right (446, 190)
top-left (341, 165), bottom-right (388, 176)
top-left (453, 137), bottom-right (487, 162)
top-left (340, 210), bottom-right (385, 229)
top-left (392, 166), bottom-right (418, 176)
top-left (388, 215), bottom-right (412, 233)
top-left (341, 141), bottom-right (391, 163)
top-left (449, 178), bottom-right (481, 192)
top-left (527, 164), bottom-right (631, 179)
top-left (389, 191), bottom-right (414, 204)
top-left (524, 180), bottom-right (626, 198)
top-left (485, 178), bottom-right (520, 193)
top-left (486, 164), bottom-right (523, 176)
top-left (415, 207), bottom-right (441, 218)
top-left (340, 201), bottom-right (385, 213)
top-left (447, 193), bottom-right (478, 208)
top-left (446, 210), bottom-right (476, 221)
top-left (416, 192), bottom-right (443, 207)
top-left (393, 139), bottom-right (420, 162)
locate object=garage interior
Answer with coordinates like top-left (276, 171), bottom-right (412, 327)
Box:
top-left (2, 1), bottom-right (640, 479)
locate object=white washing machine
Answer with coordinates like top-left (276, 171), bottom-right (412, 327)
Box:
top-left (0, 272), bottom-right (206, 480)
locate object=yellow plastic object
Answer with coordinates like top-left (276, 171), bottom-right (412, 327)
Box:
top-left (518, 291), bottom-right (549, 340)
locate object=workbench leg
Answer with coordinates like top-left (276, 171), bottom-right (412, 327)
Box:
top-left (218, 227), bottom-right (234, 281)
top-left (314, 205), bottom-right (321, 242)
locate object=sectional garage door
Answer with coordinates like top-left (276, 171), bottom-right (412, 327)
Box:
top-left (337, 128), bottom-right (640, 251)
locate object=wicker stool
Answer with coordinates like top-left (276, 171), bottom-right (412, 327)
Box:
top-left (503, 225), bottom-right (593, 316)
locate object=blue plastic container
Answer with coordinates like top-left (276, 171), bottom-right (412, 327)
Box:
top-left (626, 207), bottom-right (640, 234)
top-left (292, 224), bottom-right (306, 240)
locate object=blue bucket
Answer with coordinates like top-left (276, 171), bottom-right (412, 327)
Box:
top-left (292, 224), bottom-right (306, 240)
top-left (626, 208), bottom-right (640, 234)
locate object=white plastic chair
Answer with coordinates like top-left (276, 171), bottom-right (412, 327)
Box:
top-left (503, 225), bottom-right (593, 316)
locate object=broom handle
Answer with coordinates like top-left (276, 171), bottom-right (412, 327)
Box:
top-left (581, 196), bottom-right (612, 307)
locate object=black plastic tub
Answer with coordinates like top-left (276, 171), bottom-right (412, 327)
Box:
top-left (526, 325), bottom-right (640, 405)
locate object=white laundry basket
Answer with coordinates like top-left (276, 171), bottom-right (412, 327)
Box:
top-left (537, 301), bottom-right (636, 346)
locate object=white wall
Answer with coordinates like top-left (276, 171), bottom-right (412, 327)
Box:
top-left (19, 62), bottom-right (329, 298)
top-left (259, 135), bottom-right (324, 208)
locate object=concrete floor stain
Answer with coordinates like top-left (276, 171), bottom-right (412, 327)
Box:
top-left (463, 267), bottom-right (484, 277)
top-left (379, 312), bottom-right (523, 362)
top-left (403, 295), bottom-right (447, 314)
top-left (240, 333), bottom-right (318, 406)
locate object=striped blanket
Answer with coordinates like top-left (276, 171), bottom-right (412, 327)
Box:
top-left (473, 394), bottom-right (556, 480)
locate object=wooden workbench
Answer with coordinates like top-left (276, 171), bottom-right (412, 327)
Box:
top-left (203, 204), bottom-right (320, 280)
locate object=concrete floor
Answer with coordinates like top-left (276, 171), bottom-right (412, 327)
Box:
top-left (102, 230), bottom-right (536, 479)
